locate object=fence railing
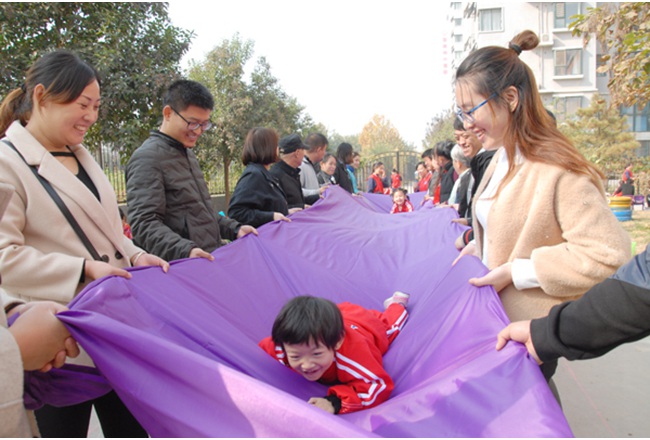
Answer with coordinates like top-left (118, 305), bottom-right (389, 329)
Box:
top-left (357, 150), bottom-right (422, 193)
top-left (91, 147), bottom-right (242, 203)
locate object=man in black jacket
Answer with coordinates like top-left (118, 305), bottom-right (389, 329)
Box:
top-left (496, 245), bottom-right (650, 364)
top-left (270, 134), bottom-right (308, 210)
top-left (126, 80), bottom-right (256, 262)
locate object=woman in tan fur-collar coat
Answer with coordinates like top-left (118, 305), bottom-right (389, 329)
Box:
top-left (454, 30), bottom-right (630, 324)
top-left (0, 50), bottom-right (169, 438)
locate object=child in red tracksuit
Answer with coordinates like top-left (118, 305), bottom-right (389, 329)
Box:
top-left (259, 293), bottom-right (409, 414)
top-left (390, 188), bottom-right (414, 214)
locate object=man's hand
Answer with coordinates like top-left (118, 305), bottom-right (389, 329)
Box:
top-left (236, 225), bottom-right (258, 239)
top-left (189, 247), bottom-right (215, 261)
top-left (496, 320), bottom-right (542, 364)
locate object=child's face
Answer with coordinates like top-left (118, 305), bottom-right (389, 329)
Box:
top-left (393, 191), bottom-right (406, 206)
top-left (283, 338), bottom-right (341, 382)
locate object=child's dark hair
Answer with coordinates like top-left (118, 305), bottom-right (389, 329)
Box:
top-left (392, 187), bottom-right (409, 200)
top-left (272, 296), bottom-right (345, 350)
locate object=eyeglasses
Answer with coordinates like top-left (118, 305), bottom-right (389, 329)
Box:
top-left (171, 107), bottom-right (212, 131)
top-left (456, 92), bottom-right (497, 124)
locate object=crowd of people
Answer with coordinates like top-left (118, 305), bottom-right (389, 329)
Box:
top-left (1, 29), bottom-right (649, 436)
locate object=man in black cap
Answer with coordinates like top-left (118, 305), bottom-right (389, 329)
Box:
top-left (270, 134), bottom-right (308, 210)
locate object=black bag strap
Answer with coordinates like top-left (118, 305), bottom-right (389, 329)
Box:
top-left (1, 139), bottom-right (106, 262)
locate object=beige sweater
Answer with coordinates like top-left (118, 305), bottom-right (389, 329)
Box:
top-left (473, 149), bottom-right (631, 321)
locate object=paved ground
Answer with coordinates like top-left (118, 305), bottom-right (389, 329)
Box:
top-left (86, 336), bottom-right (649, 438)
top-left (554, 335), bottom-right (650, 437)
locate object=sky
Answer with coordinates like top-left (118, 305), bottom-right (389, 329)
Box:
top-left (167, 0), bottom-right (453, 147)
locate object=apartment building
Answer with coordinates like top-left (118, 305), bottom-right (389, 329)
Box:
top-left (449, 2), bottom-right (650, 155)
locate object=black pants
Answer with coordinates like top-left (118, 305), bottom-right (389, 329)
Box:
top-left (35, 390), bottom-right (147, 438)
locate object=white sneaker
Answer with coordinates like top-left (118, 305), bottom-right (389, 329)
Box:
top-left (383, 291), bottom-right (410, 309)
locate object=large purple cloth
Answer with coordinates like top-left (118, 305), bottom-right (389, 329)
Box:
top-left (55, 186), bottom-right (572, 437)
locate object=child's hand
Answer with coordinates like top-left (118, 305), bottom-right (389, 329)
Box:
top-left (308, 397), bottom-right (336, 414)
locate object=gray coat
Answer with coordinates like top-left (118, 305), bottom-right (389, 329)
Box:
top-left (126, 131), bottom-right (240, 261)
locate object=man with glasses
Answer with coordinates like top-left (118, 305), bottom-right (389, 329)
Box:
top-left (126, 80), bottom-right (256, 262)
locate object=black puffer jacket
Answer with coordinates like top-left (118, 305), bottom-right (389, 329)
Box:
top-left (126, 131), bottom-right (240, 261)
top-left (228, 163), bottom-right (289, 228)
top-left (531, 245), bottom-right (650, 362)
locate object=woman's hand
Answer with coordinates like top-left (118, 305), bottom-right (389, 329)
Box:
top-left (132, 252), bottom-right (169, 273)
top-left (273, 212), bottom-right (291, 222)
top-left (8, 301), bottom-right (81, 372)
top-left (469, 262), bottom-right (513, 293)
top-left (85, 260), bottom-right (131, 281)
top-left (452, 242), bottom-right (478, 266)
top-left (288, 207), bottom-right (303, 215)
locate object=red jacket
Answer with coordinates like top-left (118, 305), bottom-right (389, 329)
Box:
top-left (415, 172), bottom-right (432, 193)
top-left (390, 200), bottom-right (414, 214)
top-left (259, 302), bottom-right (408, 414)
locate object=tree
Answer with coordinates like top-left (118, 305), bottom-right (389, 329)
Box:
top-left (560, 94), bottom-right (639, 177)
top-left (423, 109), bottom-right (455, 151)
top-left (188, 35), bottom-right (310, 202)
top-left (0, 3), bottom-right (192, 159)
top-left (249, 56), bottom-right (305, 136)
top-left (327, 132), bottom-right (362, 154)
top-left (188, 35), bottom-right (254, 204)
top-left (571, 2), bottom-right (650, 109)
top-left (359, 114), bottom-right (407, 156)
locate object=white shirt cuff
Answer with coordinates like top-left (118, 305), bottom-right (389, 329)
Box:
top-left (511, 258), bottom-right (541, 290)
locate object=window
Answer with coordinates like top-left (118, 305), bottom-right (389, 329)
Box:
top-left (622, 103), bottom-right (650, 132)
top-left (452, 2), bottom-right (462, 10)
top-left (454, 18), bottom-right (462, 27)
top-left (554, 49), bottom-right (582, 76)
top-left (554, 3), bottom-right (581, 29)
top-left (555, 96), bottom-right (582, 121)
top-left (454, 34), bottom-right (463, 43)
top-left (478, 8), bottom-right (502, 32)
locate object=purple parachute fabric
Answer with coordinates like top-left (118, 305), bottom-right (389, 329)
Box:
top-left (55, 186), bottom-right (572, 437)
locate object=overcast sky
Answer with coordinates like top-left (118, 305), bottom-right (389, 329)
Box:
top-left (167, 0), bottom-right (452, 147)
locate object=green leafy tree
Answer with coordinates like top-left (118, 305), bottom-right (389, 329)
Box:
top-left (571, 2), bottom-right (650, 108)
top-left (423, 109), bottom-right (455, 151)
top-left (0, 2), bottom-right (192, 158)
top-left (359, 114), bottom-right (407, 156)
top-left (188, 35), bottom-right (310, 202)
top-left (188, 35), bottom-right (254, 204)
top-left (249, 56), bottom-right (305, 136)
top-left (327, 132), bottom-right (362, 154)
top-left (560, 94), bottom-right (639, 177)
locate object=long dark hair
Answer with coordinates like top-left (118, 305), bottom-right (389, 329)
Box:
top-left (455, 30), bottom-right (603, 191)
top-left (0, 50), bottom-right (100, 137)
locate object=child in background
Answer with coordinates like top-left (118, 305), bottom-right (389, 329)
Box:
top-left (259, 293), bottom-right (409, 415)
top-left (119, 207), bottom-right (133, 239)
top-left (390, 188), bottom-right (413, 214)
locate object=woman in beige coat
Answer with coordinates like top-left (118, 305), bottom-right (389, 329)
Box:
top-left (0, 50), bottom-right (168, 437)
top-left (454, 32), bottom-right (630, 332)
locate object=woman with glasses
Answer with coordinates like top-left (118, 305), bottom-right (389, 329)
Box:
top-left (453, 31), bottom-right (630, 346)
top-left (0, 50), bottom-right (169, 437)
